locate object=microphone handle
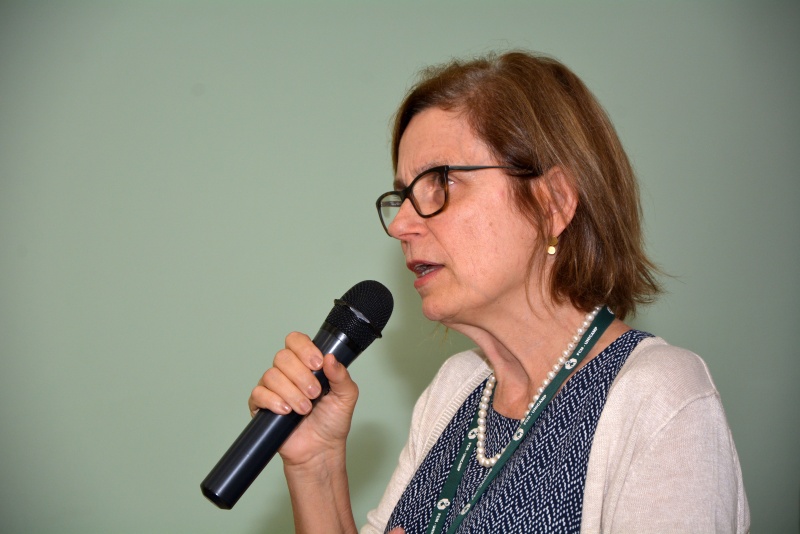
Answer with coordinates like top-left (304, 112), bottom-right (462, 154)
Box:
top-left (200, 325), bottom-right (359, 509)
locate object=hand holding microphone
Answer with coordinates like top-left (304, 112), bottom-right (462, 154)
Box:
top-left (250, 332), bottom-right (358, 467)
top-left (201, 281), bottom-right (393, 509)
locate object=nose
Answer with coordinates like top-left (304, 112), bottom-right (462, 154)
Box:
top-left (387, 197), bottom-right (424, 239)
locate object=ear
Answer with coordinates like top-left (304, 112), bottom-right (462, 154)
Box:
top-left (537, 166), bottom-right (578, 237)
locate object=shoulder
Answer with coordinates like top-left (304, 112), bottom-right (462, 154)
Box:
top-left (596, 335), bottom-right (732, 455)
top-left (583, 336), bottom-right (750, 532)
top-left (611, 335), bottom-right (719, 407)
top-left (591, 334), bottom-right (733, 444)
top-left (596, 335), bottom-right (726, 444)
top-left (588, 335), bottom-right (731, 464)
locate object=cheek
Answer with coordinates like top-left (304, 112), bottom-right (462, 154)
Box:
top-left (476, 220), bottom-right (537, 281)
top-left (431, 188), bottom-right (535, 278)
top-left (440, 212), bottom-right (508, 279)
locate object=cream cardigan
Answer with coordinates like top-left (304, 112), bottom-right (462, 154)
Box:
top-left (361, 336), bottom-right (749, 533)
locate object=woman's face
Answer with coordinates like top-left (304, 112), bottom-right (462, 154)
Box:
top-left (390, 107), bottom-right (542, 328)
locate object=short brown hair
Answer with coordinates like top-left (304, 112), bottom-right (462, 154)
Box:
top-left (391, 51), bottom-right (661, 319)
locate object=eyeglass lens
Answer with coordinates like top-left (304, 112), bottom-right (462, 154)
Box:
top-left (378, 168), bottom-right (447, 228)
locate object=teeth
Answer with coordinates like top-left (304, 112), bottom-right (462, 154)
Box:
top-left (414, 264), bottom-right (436, 277)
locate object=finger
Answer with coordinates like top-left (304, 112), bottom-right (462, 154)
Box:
top-left (284, 331), bottom-right (324, 371)
top-left (388, 528), bottom-right (406, 534)
top-left (249, 384), bottom-right (292, 417)
top-left (260, 366), bottom-right (315, 415)
top-left (273, 347), bottom-right (323, 401)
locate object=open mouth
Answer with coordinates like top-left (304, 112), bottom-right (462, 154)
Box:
top-left (413, 263), bottom-right (440, 278)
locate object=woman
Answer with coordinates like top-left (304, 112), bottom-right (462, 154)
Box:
top-left (249, 51), bottom-right (749, 533)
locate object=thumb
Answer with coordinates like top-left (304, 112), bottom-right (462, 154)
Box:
top-left (322, 353), bottom-right (359, 402)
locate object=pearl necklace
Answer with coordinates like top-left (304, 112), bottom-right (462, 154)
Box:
top-left (475, 306), bottom-right (603, 468)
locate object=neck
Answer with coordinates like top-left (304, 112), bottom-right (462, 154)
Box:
top-left (446, 302), bottom-right (627, 419)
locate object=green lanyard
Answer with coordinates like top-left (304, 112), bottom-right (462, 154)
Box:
top-left (424, 307), bottom-right (615, 534)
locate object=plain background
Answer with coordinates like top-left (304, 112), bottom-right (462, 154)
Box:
top-left (1, 1), bottom-right (798, 532)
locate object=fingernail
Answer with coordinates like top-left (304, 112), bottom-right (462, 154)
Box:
top-left (307, 383), bottom-right (321, 397)
top-left (280, 404), bottom-right (291, 414)
top-left (311, 356), bottom-right (323, 369)
top-left (300, 399), bottom-right (312, 413)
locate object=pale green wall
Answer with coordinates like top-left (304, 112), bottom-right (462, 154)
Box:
top-left (1, 1), bottom-right (797, 532)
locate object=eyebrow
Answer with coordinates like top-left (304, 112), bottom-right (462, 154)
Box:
top-left (393, 161), bottom-right (445, 191)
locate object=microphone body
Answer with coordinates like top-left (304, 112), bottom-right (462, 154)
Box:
top-left (200, 326), bottom-right (356, 509)
top-left (200, 281), bottom-right (393, 510)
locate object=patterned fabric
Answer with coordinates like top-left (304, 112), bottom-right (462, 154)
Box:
top-left (385, 330), bottom-right (652, 534)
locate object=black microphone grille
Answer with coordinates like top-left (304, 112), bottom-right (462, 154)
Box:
top-left (324, 280), bottom-right (394, 351)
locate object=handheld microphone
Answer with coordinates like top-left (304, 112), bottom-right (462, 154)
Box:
top-left (200, 280), bottom-right (394, 509)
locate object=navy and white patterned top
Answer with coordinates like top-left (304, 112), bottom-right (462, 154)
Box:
top-left (385, 330), bottom-right (652, 534)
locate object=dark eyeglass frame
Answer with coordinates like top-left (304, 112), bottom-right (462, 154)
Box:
top-left (375, 165), bottom-right (520, 235)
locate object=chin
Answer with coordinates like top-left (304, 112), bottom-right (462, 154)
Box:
top-left (420, 303), bottom-right (444, 322)
top-left (419, 295), bottom-right (443, 320)
top-left (419, 296), bottom-right (458, 324)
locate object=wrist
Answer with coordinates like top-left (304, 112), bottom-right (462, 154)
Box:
top-left (284, 447), bottom-right (355, 534)
top-left (284, 448), bottom-right (346, 478)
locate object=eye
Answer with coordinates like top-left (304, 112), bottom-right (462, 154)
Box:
top-left (413, 169), bottom-right (444, 193)
top-left (433, 169), bottom-right (449, 187)
top-left (428, 168), bottom-right (455, 188)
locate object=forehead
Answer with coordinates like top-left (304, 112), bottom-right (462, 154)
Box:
top-left (395, 107), bottom-right (492, 185)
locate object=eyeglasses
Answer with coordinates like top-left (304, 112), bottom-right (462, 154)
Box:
top-left (375, 165), bottom-right (519, 235)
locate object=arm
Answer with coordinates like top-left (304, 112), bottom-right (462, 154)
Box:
top-left (607, 394), bottom-right (749, 533)
top-left (284, 414), bottom-right (356, 534)
top-left (249, 334), bottom-right (359, 534)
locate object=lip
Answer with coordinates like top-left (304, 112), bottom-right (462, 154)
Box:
top-left (407, 260), bottom-right (443, 289)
